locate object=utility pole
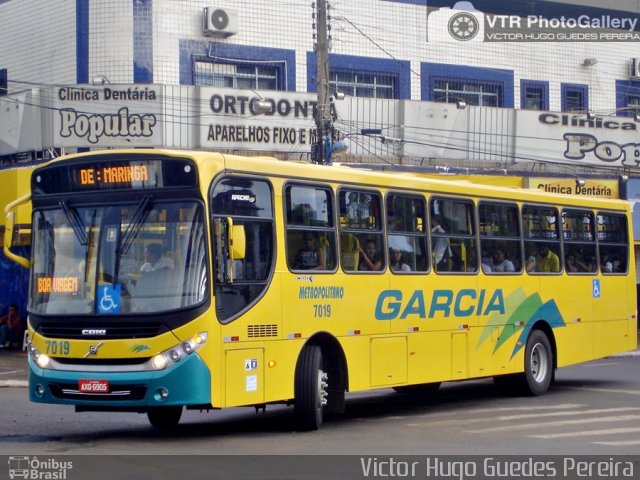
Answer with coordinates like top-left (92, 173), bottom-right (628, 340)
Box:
top-left (314, 0), bottom-right (331, 164)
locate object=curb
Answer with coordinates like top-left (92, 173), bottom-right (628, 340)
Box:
top-left (0, 380), bottom-right (28, 388)
top-left (609, 350), bottom-right (640, 358)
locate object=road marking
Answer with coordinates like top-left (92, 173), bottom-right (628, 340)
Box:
top-left (407, 407), bottom-right (639, 427)
top-left (0, 380), bottom-right (28, 388)
top-left (410, 403), bottom-right (585, 420)
top-left (530, 427), bottom-right (640, 439)
top-left (493, 407), bottom-right (640, 422)
top-left (609, 350), bottom-right (640, 358)
top-left (564, 386), bottom-right (640, 396)
top-left (0, 370), bottom-right (21, 376)
top-left (593, 439), bottom-right (640, 446)
top-left (469, 414), bottom-right (640, 433)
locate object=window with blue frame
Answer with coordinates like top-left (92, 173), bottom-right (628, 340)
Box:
top-left (561, 83), bottom-right (589, 112)
top-left (625, 94), bottom-right (640, 117)
top-left (194, 60), bottom-right (281, 90)
top-left (433, 79), bottom-right (503, 107)
top-left (615, 80), bottom-right (640, 117)
top-left (307, 53), bottom-right (410, 100)
top-left (181, 41), bottom-right (296, 91)
top-left (521, 80), bottom-right (549, 111)
top-left (421, 63), bottom-right (514, 108)
top-left (329, 70), bottom-right (397, 99)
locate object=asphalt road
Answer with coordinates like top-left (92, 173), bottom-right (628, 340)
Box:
top-left (1, 350), bottom-right (639, 456)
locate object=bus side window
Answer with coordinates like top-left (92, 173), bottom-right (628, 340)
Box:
top-left (430, 197), bottom-right (477, 273)
top-left (339, 189), bottom-right (384, 272)
top-left (211, 177), bottom-right (275, 322)
top-left (285, 184), bottom-right (336, 272)
top-left (523, 205), bottom-right (561, 274)
top-left (479, 202), bottom-right (522, 274)
top-left (562, 209), bottom-right (596, 274)
top-left (387, 193), bottom-right (428, 273)
top-left (597, 212), bottom-right (629, 274)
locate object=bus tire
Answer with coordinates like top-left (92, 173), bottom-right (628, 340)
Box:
top-left (294, 345), bottom-right (327, 431)
top-left (393, 382), bottom-right (441, 395)
top-left (147, 406), bottom-right (182, 428)
top-left (522, 330), bottom-right (553, 396)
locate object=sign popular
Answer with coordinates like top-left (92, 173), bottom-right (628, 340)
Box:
top-left (53, 86), bottom-right (162, 147)
top-left (515, 110), bottom-right (640, 169)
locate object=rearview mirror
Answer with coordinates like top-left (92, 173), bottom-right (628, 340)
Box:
top-left (4, 194), bottom-right (31, 269)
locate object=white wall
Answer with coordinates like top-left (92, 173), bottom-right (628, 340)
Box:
top-left (0, 0), bottom-right (77, 86)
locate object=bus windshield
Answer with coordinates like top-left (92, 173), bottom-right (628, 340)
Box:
top-left (29, 201), bottom-right (207, 315)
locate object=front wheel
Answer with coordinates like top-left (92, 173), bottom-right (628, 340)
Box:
top-left (147, 406), bottom-right (183, 428)
top-left (294, 345), bottom-right (327, 431)
top-left (523, 330), bottom-right (553, 396)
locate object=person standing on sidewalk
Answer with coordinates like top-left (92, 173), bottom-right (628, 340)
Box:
top-left (0, 304), bottom-right (21, 349)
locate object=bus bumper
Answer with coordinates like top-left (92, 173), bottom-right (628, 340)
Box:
top-left (28, 353), bottom-right (211, 409)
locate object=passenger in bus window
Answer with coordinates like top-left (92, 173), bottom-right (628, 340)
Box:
top-left (565, 253), bottom-right (579, 273)
top-left (525, 250), bottom-right (537, 272)
top-left (601, 252), bottom-right (613, 273)
top-left (537, 244), bottom-right (560, 272)
top-left (613, 258), bottom-right (623, 272)
top-left (359, 240), bottom-right (383, 271)
top-left (140, 243), bottom-right (174, 273)
top-left (390, 248), bottom-right (411, 272)
top-left (293, 232), bottom-right (326, 270)
top-left (431, 216), bottom-right (452, 271)
top-left (565, 252), bottom-right (591, 273)
top-left (584, 256), bottom-right (597, 272)
top-left (490, 247), bottom-right (515, 273)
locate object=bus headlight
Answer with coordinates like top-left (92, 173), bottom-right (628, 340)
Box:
top-left (151, 354), bottom-right (168, 370)
top-left (28, 342), bottom-right (51, 369)
top-left (36, 353), bottom-right (51, 369)
top-left (148, 332), bottom-right (208, 371)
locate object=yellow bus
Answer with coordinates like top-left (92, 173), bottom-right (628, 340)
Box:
top-left (5, 149), bottom-right (636, 429)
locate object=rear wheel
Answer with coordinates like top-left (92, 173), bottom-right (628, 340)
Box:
top-left (523, 330), bottom-right (553, 396)
top-left (294, 345), bottom-right (327, 431)
top-left (494, 330), bottom-right (553, 396)
top-left (147, 406), bottom-right (182, 428)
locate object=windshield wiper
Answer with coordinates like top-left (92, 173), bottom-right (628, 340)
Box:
top-left (83, 209), bottom-right (97, 283)
top-left (59, 200), bottom-right (88, 246)
top-left (119, 195), bottom-right (152, 255)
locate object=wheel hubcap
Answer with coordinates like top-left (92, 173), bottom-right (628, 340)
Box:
top-left (318, 370), bottom-right (328, 406)
top-left (530, 343), bottom-right (548, 383)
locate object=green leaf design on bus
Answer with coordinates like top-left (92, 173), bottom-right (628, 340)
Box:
top-left (476, 287), bottom-right (527, 348)
top-left (509, 299), bottom-right (566, 359)
top-left (476, 287), bottom-right (566, 359)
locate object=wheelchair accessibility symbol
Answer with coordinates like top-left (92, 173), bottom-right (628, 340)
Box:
top-left (98, 285), bottom-right (121, 313)
top-left (593, 279), bottom-right (601, 298)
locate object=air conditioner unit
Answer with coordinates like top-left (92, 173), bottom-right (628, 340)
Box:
top-left (630, 58), bottom-right (640, 79)
top-left (203, 7), bottom-right (238, 37)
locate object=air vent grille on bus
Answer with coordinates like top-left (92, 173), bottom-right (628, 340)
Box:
top-left (39, 323), bottom-right (168, 339)
top-left (247, 324), bottom-right (278, 338)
